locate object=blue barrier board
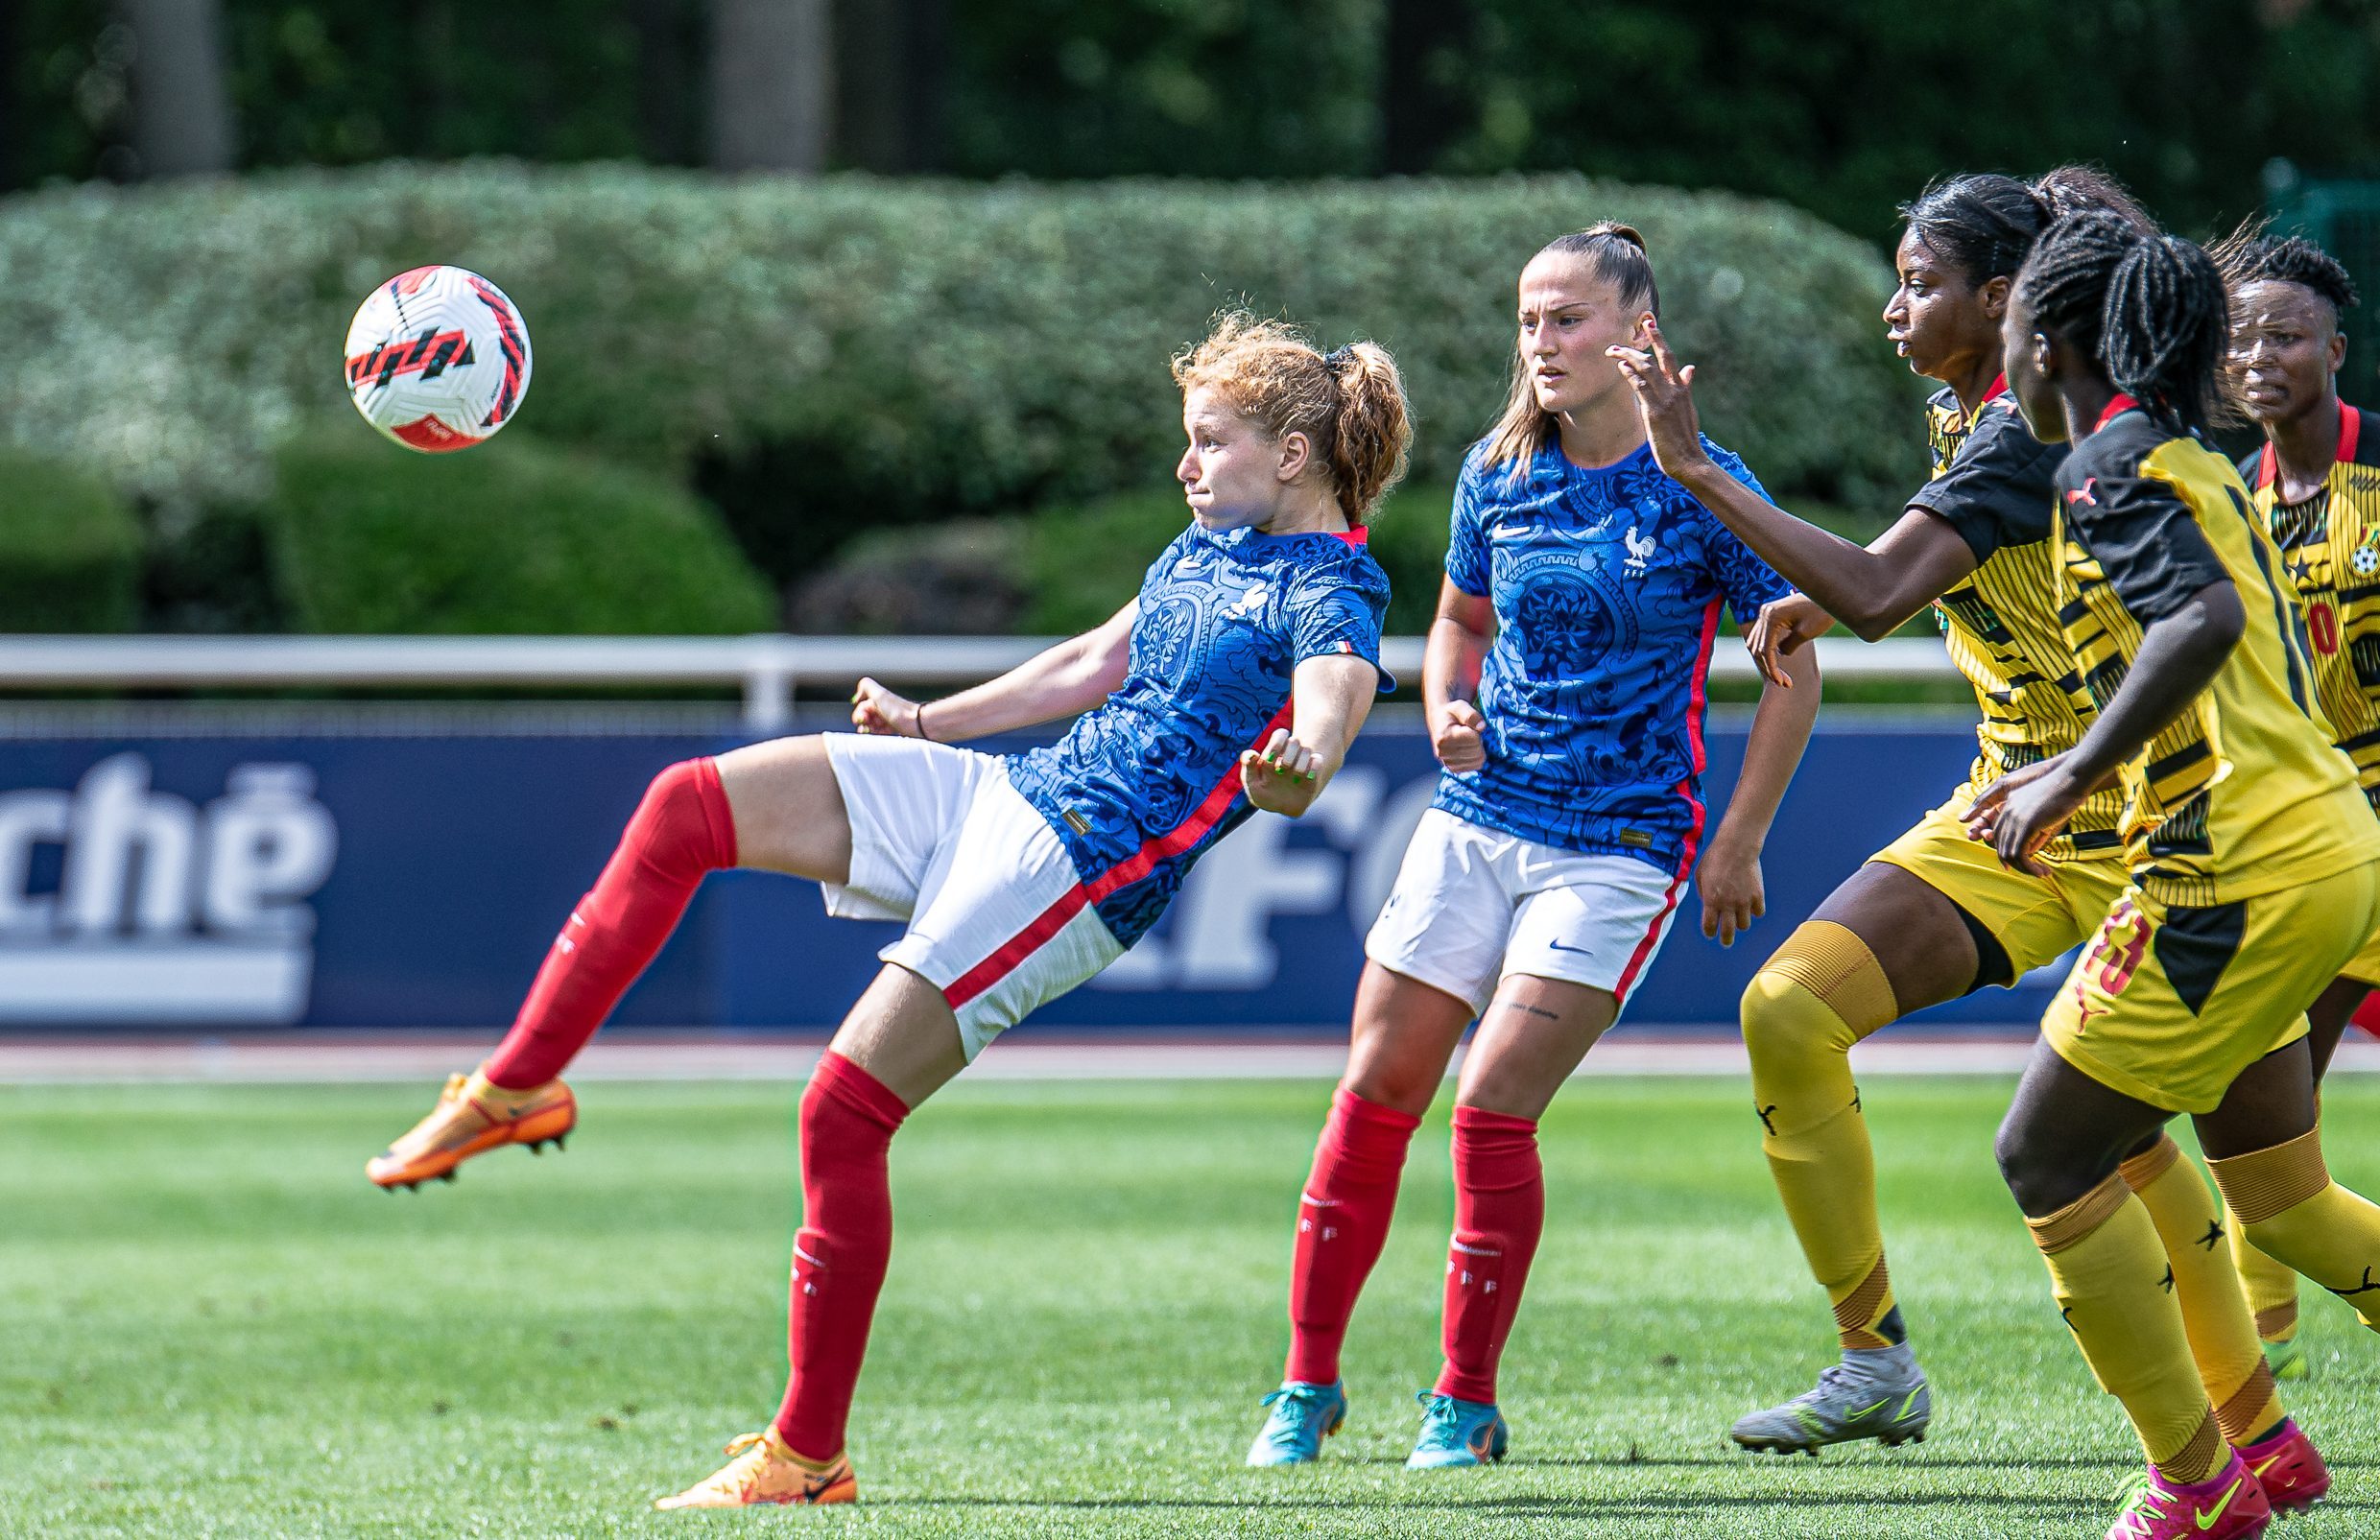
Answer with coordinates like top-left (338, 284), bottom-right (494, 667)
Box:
top-left (0, 716), bottom-right (2059, 1033)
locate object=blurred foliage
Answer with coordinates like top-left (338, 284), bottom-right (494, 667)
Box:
top-left (784, 488), bottom-right (1447, 638)
top-left (11, 2), bottom-right (2380, 242)
top-left (0, 165), bottom-right (1925, 591)
top-left (1008, 483), bottom-right (1458, 638)
top-left (1416, 0), bottom-right (2346, 245)
top-left (261, 427), bottom-right (774, 634)
top-left (6, 0), bottom-right (708, 184)
top-left (0, 447), bottom-right (142, 631)
top-left (943, 0), bottom-right (1381, 178)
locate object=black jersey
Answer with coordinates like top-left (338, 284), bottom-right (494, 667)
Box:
top-left (1910, 380), bottom-right (2125, 859)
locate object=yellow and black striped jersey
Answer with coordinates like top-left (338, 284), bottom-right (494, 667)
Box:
top-left (2241, 399), bottom-right (2380, 805)
top-left (1914, 382), bottom-right (2127, 861)
top-left (2053, 402), bottom-right (2380, 907)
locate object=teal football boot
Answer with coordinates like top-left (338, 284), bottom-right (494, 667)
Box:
top-left (1245, 1381), bottom-right (1348, 1466)
top-left (1405, 1389), bottom-right (1509, 1470)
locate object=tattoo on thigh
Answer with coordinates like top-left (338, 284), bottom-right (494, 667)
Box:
top-left (1501, 1002), bottom-right (1561, 1021)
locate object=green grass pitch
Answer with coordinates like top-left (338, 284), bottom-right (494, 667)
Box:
top-left (4, 1075), bottom-right (2376, 1537)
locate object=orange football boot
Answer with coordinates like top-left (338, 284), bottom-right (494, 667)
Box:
top-left (365, 1068), bottom-right (577, 1191)
top-left (654, 1429), bottom-right (856, 1508)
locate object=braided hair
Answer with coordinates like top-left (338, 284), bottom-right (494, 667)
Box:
top-left (1898, 165), bottom-right (2153, 285)
top-left (2210, 226), bottom-right (2359, 318)
top-left (2015, 210), bottom-right (2231, 435)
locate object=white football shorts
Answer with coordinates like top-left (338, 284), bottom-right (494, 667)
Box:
top-left (1364, 807), bottom-right (1689, 1015)
top-left (822, 733), bottom-right (1122, 1059)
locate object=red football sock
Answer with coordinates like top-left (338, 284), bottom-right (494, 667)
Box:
top-left (774, 1052), bottom-right (909, 1462)
top-left (1434, 1104), bottom-right (1543, 1405)
top-left (483, 758), bottom-right (737, 1089)
top-left (1284, 1085), bottom-right (1422, 1385)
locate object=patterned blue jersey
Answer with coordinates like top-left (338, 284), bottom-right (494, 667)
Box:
top-left (1006, 523), bottom-right (1391, 945)
top-left (1434, 436), bottom-right (1789, 875)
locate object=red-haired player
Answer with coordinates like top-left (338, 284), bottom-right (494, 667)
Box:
top-left (365, 314), bottom-right (1413, 1507)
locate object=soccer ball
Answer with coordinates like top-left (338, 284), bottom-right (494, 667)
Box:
top-left (343, 266), bottom-right (533, 453)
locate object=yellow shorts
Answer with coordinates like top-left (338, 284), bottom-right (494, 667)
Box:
top-left (2044, 860), bottom-right (2380, 1114)
top-left (2344, 921), bottom-right (2380, 987)
top-left (1870, 790), bottom-right (2130, 979)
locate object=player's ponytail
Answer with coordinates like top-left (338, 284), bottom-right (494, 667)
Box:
top-left (1173, 313), bottom-right (1413, 526)
top-left (2017, 210), bottom-right (2231, 436)
top-left (1326, 342), bottom-right (1413, 524)
top-left (1482, 222), bottom-right (1657, 474)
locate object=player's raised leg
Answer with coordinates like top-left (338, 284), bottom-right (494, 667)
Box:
top-left (366, 744), bottom-right (848, 1190)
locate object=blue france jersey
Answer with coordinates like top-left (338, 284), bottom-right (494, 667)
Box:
top-left (1006, 523), bottom-right (1390, 945)
top-left (1436, 436), bottom-right (1789, 875)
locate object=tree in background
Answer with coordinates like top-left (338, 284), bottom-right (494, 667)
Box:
top-left (8, 1), bottom-right (2380, 242)
top-left (710, 0), bottom-right (829, 172)
top-left (120, 0), bottom-right (236, 177)
top-left (836, 0), bottom-right (948, 173)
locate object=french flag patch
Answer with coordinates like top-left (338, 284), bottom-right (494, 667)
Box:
top-left (1335, 641), bottom-right (1355, 654)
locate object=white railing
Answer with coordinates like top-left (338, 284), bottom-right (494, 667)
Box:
top-left (0, 633), bottom-right (1959, 731)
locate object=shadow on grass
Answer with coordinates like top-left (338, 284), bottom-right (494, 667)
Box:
top-left (887, 1492), bottom-right (2104, 1514)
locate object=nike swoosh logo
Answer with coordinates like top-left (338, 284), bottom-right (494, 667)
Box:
top-left (1849, 1398), bottom-right (1888, 1419)
top-left (2250, 1455), bottom-right (2282, 1478)
top-left (1545, 939), bottom-right (1594, 956)
top-left (1493, 525), bottom-right (1530, 538)
top-left (2194, 1477), bottom-right (2244, 1529)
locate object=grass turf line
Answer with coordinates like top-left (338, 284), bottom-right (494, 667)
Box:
top-left (3, 1077), bottom-right (2375, 1537)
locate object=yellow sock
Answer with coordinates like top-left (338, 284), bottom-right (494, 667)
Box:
top-left (2119, 1136), bottom-right (2281, 1445)
top-left (2211, 1127), bottom-right (2380, 1333)
top-left (2228, 1206), bottom-right (2302, 1344)
top-left (2030, 1173), bottom-right (2224, 1481)
top-left (1742, 922), bottom-right (1902, 1349)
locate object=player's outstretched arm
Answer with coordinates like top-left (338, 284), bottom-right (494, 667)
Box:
top-left (1965, 579), bottom-right (2245, 875)
top-left (1610, 320), bottom-right (1976, 638)
top-left (1241, 653), bottom-right (1379, 817)
top-left (851, 600), bottom-right (1140, 742)
top-left (1698, 639), bottom-right (1820, 945)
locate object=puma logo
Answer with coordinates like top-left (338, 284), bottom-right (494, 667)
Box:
top-left (2332, 1266), bottom-right (2380, 1298)
top-left (1756, 1103), bottom-right (1779, 1136)
top-left (2198, 1220), bottom-right (2225, 1251)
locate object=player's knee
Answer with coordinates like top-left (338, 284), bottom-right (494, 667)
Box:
top-left (1992, 1118), bottom-right (2065, 1215)
top-left (637, 758), bottom-right (708, 817)
top-left (625, 758), bottom-right (736, 873)
top-left (1739, 961), bottom-right (1859, 1069)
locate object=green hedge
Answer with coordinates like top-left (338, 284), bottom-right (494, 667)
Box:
top-left (264, 428), bottom-right (774, 634)
top-left (0, 165), bottom-right (1925, 542)
top-left (0, 448), bottom-right (142, 631)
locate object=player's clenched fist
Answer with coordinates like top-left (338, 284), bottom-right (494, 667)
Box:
top-left (1433, 699), bottom-right (1487, 773)
top-left (1241, 728), bottom-right (1324, 815)
top-left (850, 676), bottom-right (928, 739)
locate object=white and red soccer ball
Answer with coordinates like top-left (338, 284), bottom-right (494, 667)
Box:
top-left (343, 266), bottom-right (533, 453)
